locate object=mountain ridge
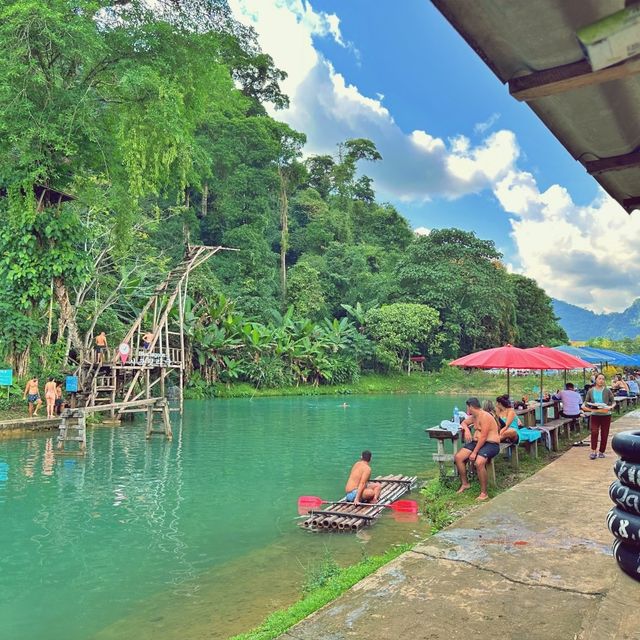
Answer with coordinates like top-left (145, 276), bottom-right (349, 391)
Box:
top-left (552, 298), bottom-right (640, 341)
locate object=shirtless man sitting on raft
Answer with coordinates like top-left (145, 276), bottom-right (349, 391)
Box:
top-left (345, 450), bottom-right (382, 504)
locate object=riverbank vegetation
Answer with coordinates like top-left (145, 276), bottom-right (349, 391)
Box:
top-left (0, 0), bottom-right (567, 391)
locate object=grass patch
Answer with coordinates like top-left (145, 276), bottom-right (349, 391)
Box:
top-left (420, 422), bottom-right (598, 533)
top-left (229, 544), bottom-right (411, 640)
top-left (206, 368), bottom-right (576, 399)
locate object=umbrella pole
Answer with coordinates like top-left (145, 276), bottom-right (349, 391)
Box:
top-left (583, 368), bottom-right (586, 387)
top-left (507, 368), bottom-right (510, 398)
top-left (540, 369), bottom-right (545, 426)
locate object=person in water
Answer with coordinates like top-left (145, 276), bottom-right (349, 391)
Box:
top-left (345, 450), bottom-right (382, 504)
top-left (454, 397), bottom-right (500, 501)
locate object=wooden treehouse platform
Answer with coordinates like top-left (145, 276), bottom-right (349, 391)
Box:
top-left (73, 244), bottom-right (234, 424)
top-left (300, 475), bottom-right (417, 532)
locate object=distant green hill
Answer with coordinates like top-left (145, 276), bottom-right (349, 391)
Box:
top-left (552, 299), bottom-right (640, 341)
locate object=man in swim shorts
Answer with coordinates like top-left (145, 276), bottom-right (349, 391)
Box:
top-left (345, 450), bottom-right (382, 504)
top-left (95, 331), bottom-right (108, 364)
top-left (454, 397), bottom-right (501, 501)
top-left (23, 377), bottom-right (43, 417)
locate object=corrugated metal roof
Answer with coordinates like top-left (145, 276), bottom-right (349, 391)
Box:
top-left (432, 0), bottom-right (640, 213)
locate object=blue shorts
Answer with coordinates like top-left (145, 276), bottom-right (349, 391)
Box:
top-left (345, 489), bottom-right (357, 502)
top-left (27, 394), bottom-right (40, 403)
top-left (463, 441), bottom-right (500, 460)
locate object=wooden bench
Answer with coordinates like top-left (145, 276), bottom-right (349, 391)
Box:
top-left (485, 441), bottom-right (518, 487)
top-left (536, 417), bottom-right (576, 451)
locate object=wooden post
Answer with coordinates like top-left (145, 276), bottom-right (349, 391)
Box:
top-left (162, 400), bottom-right (172, 440)
top-left (178, 280), bottom-right (185, 415)
top-left (145, 405), bottom-right (153, 439)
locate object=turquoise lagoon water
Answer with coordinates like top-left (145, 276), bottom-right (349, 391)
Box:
top-left (0, 394), bottom-right (468, 639)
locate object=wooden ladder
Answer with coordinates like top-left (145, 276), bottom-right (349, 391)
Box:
top-left (57, 409), bottom-right (87, 455)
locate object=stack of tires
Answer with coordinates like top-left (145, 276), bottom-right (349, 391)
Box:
top-left (608, 430), bottom-right (640, 581)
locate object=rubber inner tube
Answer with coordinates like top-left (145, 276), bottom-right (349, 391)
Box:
top-left (612, 430), bottom-right (640, 463)
top-left (607, 506), bottom-right (640, 548)
top-left (614, 459), bottom-right (640, 491)
top-left (609, 480), bottom-right (640, 516)
top-left (609, 480), bottom-right (640, 515)
top-left (612, 539), bottom-right (640, 582)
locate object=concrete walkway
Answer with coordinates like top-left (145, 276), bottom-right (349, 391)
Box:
top-left (0, 415), bottom-right (61, 434)
top-left (283, 412), bottom-right (640, 640)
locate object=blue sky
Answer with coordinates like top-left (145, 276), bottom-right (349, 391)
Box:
top-left (229, 0), bottom-right (640, 313)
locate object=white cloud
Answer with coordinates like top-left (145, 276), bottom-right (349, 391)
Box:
top-left (495, 171), bottom-right (640, 313)
top-left (230, 0), bottom-right (640, 313)
top-left (474, 113), bottom-right (501, 135)
top-left (230, 0), bottom-right (520, 202)
top-left (414, 227), bottom-right (431, 236)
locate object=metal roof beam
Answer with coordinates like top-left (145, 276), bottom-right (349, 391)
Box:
top-left (510, 57), bottom-right (640, 102)
top-left (623, 196), bottom-right (640, 213)
top-left (585, 151), bottom-right (640, 175)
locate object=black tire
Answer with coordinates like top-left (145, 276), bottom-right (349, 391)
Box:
top-left (612, 430), bottom-right (640, 463)
top-left (609, 480), bottom-right (640, 515)
top-left (614, 459), bottom-right (640, 490)
top-left (612, 539), bottom-right (640, 582)
top-left (607, 507), bottom-right (640, 548)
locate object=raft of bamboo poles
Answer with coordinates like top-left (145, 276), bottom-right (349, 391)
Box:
top-left (300, 474), bottom-right (417, 533)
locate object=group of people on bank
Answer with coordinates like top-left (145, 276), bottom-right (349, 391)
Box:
top-left (23, 377), bottom-right (66, 419)
top-left (452, 372), bottom-right (636, 499)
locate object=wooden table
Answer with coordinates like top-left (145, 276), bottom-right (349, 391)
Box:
top-left (516, 400), bottom-right (560, 426)
top-left (425, 427), bottom-right (459, 476)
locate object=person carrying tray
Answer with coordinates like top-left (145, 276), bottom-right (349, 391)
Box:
top-left (582, 372), bottom-right (615, 460)
top-left (345, 450), bottom-right (382, 504)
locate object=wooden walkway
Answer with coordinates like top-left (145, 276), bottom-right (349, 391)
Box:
top-left (300, 475), bottom-right (417, 532)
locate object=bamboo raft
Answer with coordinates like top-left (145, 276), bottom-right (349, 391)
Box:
top-left (300, 474), bottom-right (417, 532)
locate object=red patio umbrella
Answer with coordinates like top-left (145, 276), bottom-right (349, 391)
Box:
top-left (525, 346), bottom-right (592, 370)
top-left (449, 344), bottom-right (560, 396)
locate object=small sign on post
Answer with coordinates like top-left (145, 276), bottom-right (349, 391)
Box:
top-left (0, 369), bottom-right (12, 399)
top-left (65, 375), bottom-right (78, 393)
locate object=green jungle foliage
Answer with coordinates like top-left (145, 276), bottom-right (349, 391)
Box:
top-left (0, 0), bottom-right (567, 386)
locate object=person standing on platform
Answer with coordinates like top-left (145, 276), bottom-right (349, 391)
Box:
top-left (142, 330), bottom-right (154, 350)
top-left (582, 373), bottom-right (615, 460)
top-left (55, 381), bottom-right (64, 416)
top-left (23, 377), bottom-right (42, 417)
top-left (95, 331), bottom-right (108, 365)
top-left (44, 377), bottom-right (57, 419)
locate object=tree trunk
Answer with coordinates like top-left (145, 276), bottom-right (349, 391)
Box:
top-left (201, 182), bottom-right (208, 219)
top-left (53, 276), bottom-right (85, 362)
top-left (278, 167), bottom-right (289, 308)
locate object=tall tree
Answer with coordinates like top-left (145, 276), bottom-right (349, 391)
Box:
top-left (393, 229), bottom-right (516, 357)
top-left (508, 274), bottom-right (568, 347)
top-left (0, 0), bottom-right (287, 360)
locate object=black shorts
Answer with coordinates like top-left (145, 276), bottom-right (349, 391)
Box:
top-left (463, 441), bottom-right (500, 460)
